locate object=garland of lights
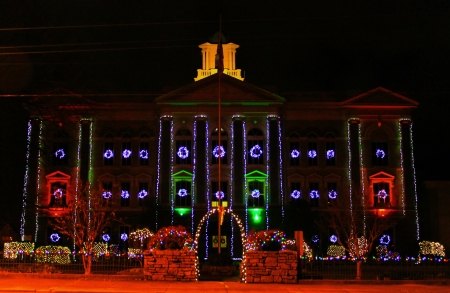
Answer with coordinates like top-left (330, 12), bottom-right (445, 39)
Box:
top-left (290, 190), bottom-right (301, 199)
top-left (309, 190), bottom-right (319, 199)
top-left (215, 191), bottom-right (225, 200)
top-left (139, 149), bottom-right (148, 159)
top-left (290, 149), bottom-right (300, 158)
top-left (178, 188), bottom-right (188, 197)
top-left (3, 242), bottom-right (34, 259)
top-left (55, 149), bottom-right (65, 159)
top-left (213, 145), bottom-right (225, 158)
top-left (121, 190), bottom-right (130, 199)
top-left (329, 235), bottom-right (338, 243)
top-left (246, 229), bottom-right (287, 251)
top-left (251, 189), bottom-right (260, 198)
top-left (138, 190), bottom-right (148, 199)
top-left (102, 234), bottom-right (111, 242)
top-left (177, 146), bottom-right (190, 159)
top-left (104, 149), bottom-right (114, 159)
top-left (308, 150), bottom-right (317, 158)
top-left (380, 234), bottom-right (391, 245)
top-left (122, 149), bottom-right (132, 158)
top-left (249, 144), bottom-right (263, 158)
top-left (376, 149), bottom-right (385, 159)
top-left (326, 149), bottom-right (335, 159)
top-left (378, 189), bottom-right (388, 199)
top-left (127, 248), bottom-right (143, 259)
top-left (121, 233), bottom-right (128, 241)
top-left (328, 190), bottom-right (337, 199)
top-left (35, 245), bottom-right (71, 264)
top-left (102, 191), bottom-right (112, 199)
top-left (148, 226), bottom-right (194, 251)
top-left (50, 233), bottom-right (61, 242)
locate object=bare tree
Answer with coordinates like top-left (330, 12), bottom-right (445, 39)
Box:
top-left (51, 185), bottom-right (115, 274)
top-left (316, 192), bottom-right (400, 280)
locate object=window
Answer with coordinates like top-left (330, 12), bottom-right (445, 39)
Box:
top-left (309, 182), bottom-right (320, 207)
top-left (307, 133), bottom-right (318, 166)
top-left (102, 181), bottom-right (113, 202)
top-left (290, 141), bottom-right (300, 166)
top-left (122, 142), bottom-right (132, 166)
top-left (137, 182), bottom-right (149, 207)
top-left (372, 142), bottom-right (388, 166)
top-left (247, 128), bottom-right (264, 165)
top-left (211, 181), bottom-right (228, 204)
top-left (52, 142), bottom-right (69, 166)
top-left (211, 128), bottom-right (228, 165)
top-left (373, 182), bottom-right (390, 207)
top-left (325, 133), bottom-right (336, 166)
top-left (175, 180), bottom-right (191, 207)
top-left (104, 142), bottom-right (114, 166)
top-left (120, 182), bottom-right (131, 207)
top-left (290, 182), bottom-right (301, 200)
top-left (248, 180), bottom-right (265, 207)
top-left (139, 142), bottom-right (149, 166)
top-left (50, 182), bottom-right (67, 207)
top-left (176, 129), bottom-right (192, 165)
top-left (327, 182), bottom-right (337, 206)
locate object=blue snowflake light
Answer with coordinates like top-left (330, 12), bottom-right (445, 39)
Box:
top-left (309, 190), bottom-right (319, 199)
top-left (290, 149), bottom-right (300, 158)
top-left (378, 189), bottom-right (388, 199)
top-left (121, 233), bottom-right (128, 241)
top-left (215, 191), bottom-right (225, 200)
top-left (55, 149), bottom-right (65, 159)
top-left (312, 235), bottom-right (319, 243)
top-left (50, 233), bottom-right (60, 242)
top-left (121, 190), bottom-right (130, 199)
top-left (138, 190), bottom-right (148, 199)
top-left (328, 190), bottom-right (337, 199)
top-left (330, 235), bottom-right (338, 243)
top-left (102, 234), bottom-right (110, 242)
top-left (178, 188), bottom-right (188, 197)
top-left (213, 146), bottom-right (226, 158)
top-left (102, 191), bottom-right (112, 199)
top-left (380, 234), bottom-right (391, 245)
top-left (177, 146), bottom-right (190, 159)
top-left (290, 190), bottom-right (301, 199)
top-left (249, 145), bottom-right (263, 158)
top-left (308, 150), bottom-right (317, 158)
top-left (104, 149), bottom-right (114, 159)
top-left (376, 149), bottom-right (386, 159)
top-left (122, 149), bottom-right (132, 158)
top-left (251, 189), bottom-right (261, 198)
top-left (326, 150), bottom-right (335, 159)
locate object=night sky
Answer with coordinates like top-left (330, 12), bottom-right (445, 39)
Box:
top-left (1, 1), bottom-right (449, 230)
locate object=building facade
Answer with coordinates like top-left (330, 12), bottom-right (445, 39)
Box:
top-left (20, 40), bottom-right (420, 257)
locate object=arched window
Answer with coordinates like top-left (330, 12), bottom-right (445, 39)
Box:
top-left (247, 128), bottom-right (264, 165)
top-left (175, 129), bottom-right (192, 165)
top-left (211, 128), bottom-right (228, 164)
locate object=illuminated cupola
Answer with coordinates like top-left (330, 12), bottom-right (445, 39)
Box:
top-left (194, 32), bottom-right (244, 81)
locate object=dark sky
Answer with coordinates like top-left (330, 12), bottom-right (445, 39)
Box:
top-left (1, 1), bottom-right (449, 229)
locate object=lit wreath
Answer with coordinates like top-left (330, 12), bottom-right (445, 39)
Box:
top-left (122, 149), bottom-right (132, 158)
top-left (121, 190), bottom-right (130, 199)
top-left (213, 146), bottom-right (226, 158)
top-left (102, 191), bottom-right (112, 199)
top-left (308, 150), bottom-right (317, 158)
top-left (290, 190), bottom-right (301, 199)
top-left (376, 149), bottom-right (386, 159)
top-left (328, 190), bottom-right (337, 199)
top-left (249, 145), bottom-right (263, 158)
top-left (121, 233), bottom-right (128, 241)
top-left (178, 188), bottom-right (188, 197)
top-left (139, 149), bottom-right (148, 159)
top-left (251, 189), bottom-right (261, 198)
top-left (380, 234), bottom-right (391, 245)
top-left (54, 188), bottom-right (63, 199)
top-left (55, 149), bottom-right (65, 159)
top-left (312, 235), bottom-right (319, 243)
top-left (177, 146), bottom-right (190, 159)
top-left (102, 234), bottom-right (110, 242)
top-left (290, 149), bottom-right (300, 158)
top-left (330, 235), bottom-right (338, 243)
top-left (215, 191), bottom-right (225, 200)
top-left (326, 150), bottom-right (335, 159)
top-left (378, 189), bottom-right (388, 199)
top-left (309, 190), bottom-right (319, 199)
top-left (138, 190), bottom-right (148, 199)
top-left (50, 233), bottom-right (60, 242)
top-left (104, 149), bottom-right (114, 159)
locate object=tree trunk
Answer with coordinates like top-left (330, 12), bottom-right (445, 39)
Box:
top-left (355, 260), bottom-right (363, 280)
top-left (82, 254), bottom-right (92, 275)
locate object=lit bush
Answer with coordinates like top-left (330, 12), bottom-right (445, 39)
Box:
top-left (246, 229), bottom-right (286, 251)
top-left (327, 245), bottom-right (346, 257)
top-left (419, 241), bottom-right (445, 257)
top-left (147, 226), bottom-right (194, 251)
top-left (35, 246), bottom-right (71, 264)
top-left (3, 242), bottom-right (34, 259)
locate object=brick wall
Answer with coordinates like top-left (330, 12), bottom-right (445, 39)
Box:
top-left (245, 250), bottom-right (298, 283)
top-left (143, 250), bottom-right (196, 281)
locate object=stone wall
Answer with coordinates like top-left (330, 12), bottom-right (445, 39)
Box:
top-left (143, 250), bottom-right (196, 281)
top-left (245, 250), bottom-right (298, 283)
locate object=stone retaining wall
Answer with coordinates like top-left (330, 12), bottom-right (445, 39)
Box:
top-left (245, 250), bottom-right (298, 283)
top-left (143, 250), bottom-right (196, 281)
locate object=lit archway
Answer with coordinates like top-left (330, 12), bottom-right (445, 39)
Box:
top-left (193, 208), bottom-right (247, 281)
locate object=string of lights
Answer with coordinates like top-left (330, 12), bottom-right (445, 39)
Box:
top-left (398, 120), bottom-right (406, 215)
top-left (20, 120), bottom-right (32, 241)
top-left (358, 122), bottom-right (366, 233)
top-left (265, 118), bottom-right (270, 230)
top-left (35, 120), bottom-right (43, 242)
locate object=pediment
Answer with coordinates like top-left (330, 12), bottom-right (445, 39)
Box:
top-left (45, 171), bottom-right (71, 180)
top-left (343, 87), bottom-right (418, 108)
top-left (288, 173), bottom-right (305, 181)
top-left (155, 74), bottom-right (285, 106)
top-left (245, 170), bottom-right (268, 179)
top-left (369, 171), bottom-right (395, 180)
top-left (98, 173), bottom-right (116, 180)
top-left (324, 173), bottom-right (341, 180)
top-left (172, 170), bottom-right (194, 178)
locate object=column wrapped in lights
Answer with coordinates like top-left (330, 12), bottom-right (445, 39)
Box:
top-left (20, 120), bottom-right (32, 241)
top-left (230, 120), bottom-right (235, 256)
top-left (243, 120), bottom-right (248, 234)
top-left (278, 119), bottom-right (284, 224)
top-left (358, 122), bottom-right (366, 233)
top-left (193, 120), bottom-right (197, 235)
top-left (35, 120), bottom-right (43, 242)
top-left (170, 120), bottom-right (174, 226)
top-left (265, 118), bottom-right (270, 230)
top-left (398, 120), bottom-right (406, 216)
top-left (409, 121), bottom-right (420, 241)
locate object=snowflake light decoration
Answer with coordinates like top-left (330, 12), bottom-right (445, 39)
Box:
top-left (312, 235), bottom-right (319, 243)
top-left (215, 191), bottom-right (225, 200)
top-left (308, 150), bottom-right (317, 158)
top-left (213, 146), bottom-right (226, 158)
top-left (380, 234), bottom-right (391, 245)
top-left (55, 149), bottom-right (65, 159)
top-left (309, 190), bottom-right (319, 199)
top-left (330, 235), bottom-right (338, 243)
top-left (54, 188), bottom-right (63, 199)
top-left (251, 189), bottom-right (261, 198)
top-left (138, 190), bottom-right (148, 199)
top-left (290, 149), bottom-right (300, 158)
top-left (50, 233), bottom-right (60, 243)
top-left (249, 145), bottom-right (263, 158)
top-left (102, 234), bottom-right (110, 242)
top-left (122, 149), bottom-right (132, 158)
top-left (290, 190), bottom-right (301, 199)
top-left (121, 190), bottom-right (130, 199)
top-left (178, 188), bottom-right (188, 197)
top-left (102, 191), bottom-right (112, 199)
top-left (328, 190), bottom-right (337, 199)
top-left (104, 149), bottom-right (114, 159)
top-left (139, 149), bottom-right (148, 159)
top-left (376, 149), bottom-right (386, 159)
top-left (177, 146), bottom-right (190, 159)
top-left (378, 189), bottom-right (388, 199)
top-left (121, 233), bottom-right (128, 241)
top-left (326, 149), bottom-right (335, 159)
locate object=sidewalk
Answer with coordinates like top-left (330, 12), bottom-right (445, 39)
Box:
top-left (0, 274), bottom-right (448, 293)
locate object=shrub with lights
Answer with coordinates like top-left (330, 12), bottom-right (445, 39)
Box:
top-left (147, 226), bottom-right (194, 251)
top-left (246, 229), bottom-right (287, 251)
top-left (35, 245), bottom-right (71, 264)
top-left (419, 241), bottom-right (446, 257)
top-left (327, 245), bottom-right (346, 258)
top-left (375, 245), bottom-right (400, 261)
top-left (3, 242), bottom-right (34, 259)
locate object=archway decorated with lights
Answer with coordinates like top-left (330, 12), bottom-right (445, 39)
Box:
top-left (193, 208), bottom-right (247, 281)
